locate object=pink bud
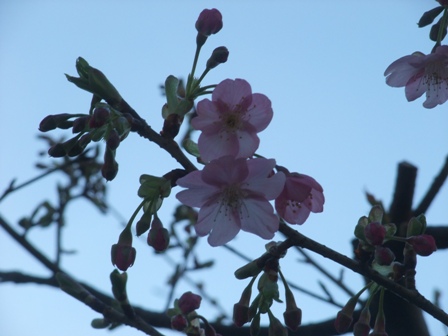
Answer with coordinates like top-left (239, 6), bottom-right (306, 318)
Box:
top-left (177, 291), bottom-right (202, 315)
top-left (374, 246), bottom-right (395, 266)
top-left (283, 307), bottom-right (302, 331)
top-left (147, 217), bottom-right (170, 252)
top-left (364, 222), bottom-right (386, 245)
top-left (170, 314), bottom-right (188, 331)
top-left (353, 306), bottom-right (371, 336)
top-left (195, 9), bottom-right (223, 37)
top-left (233, 303), bottom-right (250, 327)
top-left (89, 107), bottom-right (110, 128)
top-left (407, 234), bottom-right (437, 256)
top-left (111, 244), bottom-right (136, 272)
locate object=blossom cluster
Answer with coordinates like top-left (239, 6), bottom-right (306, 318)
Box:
top-left (175, 10), bottom-right (325, 246)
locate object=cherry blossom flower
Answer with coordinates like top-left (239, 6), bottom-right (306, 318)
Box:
top-left (275, 168), bottom-right (324, 224)
top-left (176, 156), bottom-right (285, 246)
top-left (192, 79), bottom-right (273, 162)
top-left (384, 45), bottom-right (448, 108)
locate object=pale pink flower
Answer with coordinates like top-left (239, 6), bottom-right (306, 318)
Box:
top-left (176, 156), bottom-right (285, 246)
top-left (384, 45), bottom-right (448, 108)
top-left (192, 79), bottom-right (273, 162)
top-left (275, 168), bottom-right (324, 224)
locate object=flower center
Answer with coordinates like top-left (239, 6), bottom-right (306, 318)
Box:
top-left (215, 184), bottom-right (249, 221)
top-left (424, 60), bottom-right (448, 91)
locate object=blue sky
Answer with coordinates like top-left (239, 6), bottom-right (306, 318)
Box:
top-left (1, 1), bottom-right (447, 336)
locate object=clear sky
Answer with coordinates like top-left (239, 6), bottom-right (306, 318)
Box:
top-left (1, 1), bottom-right (447, 336)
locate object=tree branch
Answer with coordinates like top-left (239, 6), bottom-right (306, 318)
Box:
top-left (414, 155), bottom-right (448, 216)
top-left (277, 222), bottom-right (448, 327)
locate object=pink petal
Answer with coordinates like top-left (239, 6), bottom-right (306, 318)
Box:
top-left (309, 189), bottom-right (325, 212)
top-left (176, 171), bottom-right (219, 207)
top-left (404, 72), bottom-right (426, 102)
top-left (245, 93), bottom-right (273, 131)
top-left (197, 131), bottom-right (239, 162)
top-left (207, 211), bottom-right (241, 246)
top-left (384, 55), bottom-right (422, 87)
top-left (212, 79), bottom-right (252, 108)
top-left (234, 130), bottom-right (259, 159)
top-left (201, 156), bottom-right (248, 185)
top-left (240, 197), bottom-right (279, 238)
top-left (245, 159), bottom-right (285, 199)
top-left (275, 197), bottom-right (311, 224)
top-left (192, 99), bottom-right (220, 130)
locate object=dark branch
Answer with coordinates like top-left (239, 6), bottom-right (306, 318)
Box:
top-left (414, 155), bottom-right (448, 216)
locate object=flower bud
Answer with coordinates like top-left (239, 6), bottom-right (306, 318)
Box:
top-left (206, 46), bottom-right (229, 69)
top-left (234, 258), bottom-right (263, 279)
top-left (48, 143), bottom-right (67, 157)
top-left (111, 228), bottom-right (136, 271)
top-left (39, 114), bottom-right (72, 132)
top-left (177, 291), bottom-right (202, 315)
top-left (147, 217), bottom-right (170, 252)
top-left (72, 116), bottom-right (90, 133)
top-left (233, 303), bottom-right (250, 327)
top-left (171, 314), bottom-right (188, 331)
top-left (106, 129), bottom-right (120, 150)
top-left (418, 6), bottom-right (444, 28)
top-left (407, 215), bottom-right (427, 237)
top-left (374, 246), bottom-right (395, 266)
top-left (268, 315), bottom-right (288, 336)
top-left (102, 147), bottom-right (118, 181)
top-left (407, 234), bottom-right (437, 256)
top-left (334, 295), bottom-right (358, 333)
top-left (110, 269), bottom-right (128, 301)
top-left (364, 222), bottom-right (386, 246)
top-left (353, 306), bottom-right (371, 336)
top-left (89, 107), bottom-right (110, 128)
top-left (195, 8), bottom-right (223, 36)
top-left (283, 284), bottom-right (301, 331)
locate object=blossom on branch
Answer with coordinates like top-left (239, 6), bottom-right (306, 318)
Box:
top-left (274, 168), bottom-right (324, 225)
top-left (384, 45), bottom-right (448, 108)
top-left (192, 79), bottom-right (273, 162)
top-left (176, 156), bottom-right (285, 246)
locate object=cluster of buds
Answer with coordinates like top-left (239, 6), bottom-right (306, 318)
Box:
top-left (334, 282), bottom-right (388, 336)
top-left (335, 207), bottom-right (438, 335)
top-left (232, 242), bottom-right (301, 335)
top-left (39, 103), bottom-right (134, 181)
top-left (354, 206), bottom-right (436, 281)
top-left (167, 292), bottom-right (220, 336)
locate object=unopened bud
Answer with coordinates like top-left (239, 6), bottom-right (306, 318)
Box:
top-left (407, 234), bottom-right (437, 256)
top-left (147, 217), bottom-right (170, 252)
top-left (89, 107), bottom-right (110, 128)
top-left (374, 246), bottom-right (395, 266)
top-left (72, 116), bottom-right (90, 133)
top-left (364, 222), bottom-right (386, 246)
top-left (106, 129), bottom-right (120, 150)
top-left (102, 147), bottom-right (118, 181)
top-left (171, 314), bottom-right (188, 331)
top-left (177, 291), bottom-right (202, 315)
top-left (206, 46), bottom-right (229, 69)
top-left (39, 114), bottom-right (72, 132)
top-left (195, 8), bottom-right (223, 37)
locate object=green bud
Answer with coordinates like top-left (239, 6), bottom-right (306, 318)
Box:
top-left (91, 318), bottom-right (111, 329)
top-left (407, 214), bottom-right (427, 237)
top-left (66, 57), bottom-right (122, 102)
top-left (110, 269), bottom-right (128, 302)
top-left (234, 259), bottom-right (263, 280)
top-left (368, 205), bottom-right (383, 223)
